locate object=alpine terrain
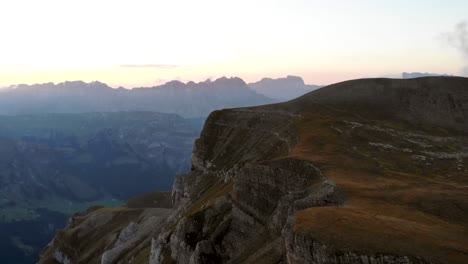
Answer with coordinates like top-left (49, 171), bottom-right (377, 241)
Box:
top-left (38, 77), bottom-right (468, 264)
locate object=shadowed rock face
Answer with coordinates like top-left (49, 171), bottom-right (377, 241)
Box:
top-left (191, 108), bottom-right (299, 171)
top-left (39, 77), bottom-right (468, 264)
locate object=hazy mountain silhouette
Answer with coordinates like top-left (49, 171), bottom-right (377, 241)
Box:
top-left (402, 72), bottom-right (453, 79)
top-left (0, 77), bottom-right (274, 118)
top-left (248, 75), bottom-right (321, 100)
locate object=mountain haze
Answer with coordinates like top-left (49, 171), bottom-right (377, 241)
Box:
top-left (0, 112), bottom-right (200, 263)
top-left (402, 72), bottom-right (453, 79)
top-left (0, 77), bottom-right (274, 118)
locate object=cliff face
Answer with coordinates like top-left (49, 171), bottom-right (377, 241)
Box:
top-left (39, 77), bottom-right (468, 264)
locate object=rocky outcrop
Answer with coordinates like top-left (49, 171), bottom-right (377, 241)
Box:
top-left (101, 222), bottom-right (139, 264)
top-left (234, 159), bottom-right (345, 232)
top-left (53, 250), bottom-right (71, 264)
top-left (39, 206), bottom-right (173, 264)
top-left (149, 108), bottom-right (347, 264)
top-left (191, 108), bottom-right (299, 171)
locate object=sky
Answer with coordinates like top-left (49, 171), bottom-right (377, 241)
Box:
top-left (0, 0), bottom-right (467, 88)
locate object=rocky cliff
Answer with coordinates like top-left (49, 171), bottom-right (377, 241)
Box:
top-left (39, 77), bottom-right (468, 264)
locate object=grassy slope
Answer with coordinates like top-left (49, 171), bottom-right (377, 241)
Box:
top-left (289, 107), bottom-right (468, 264)
top-left (126, 191), bottom-right (172, 209)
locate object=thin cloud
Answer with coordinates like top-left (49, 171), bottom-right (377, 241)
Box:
top-left (442, 21), bottom-right (468, 75)
top-left (119, 64), bottom-right (178, 69)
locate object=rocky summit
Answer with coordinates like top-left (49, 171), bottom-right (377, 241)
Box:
top-left (39, 77), bottom-right (468, 264)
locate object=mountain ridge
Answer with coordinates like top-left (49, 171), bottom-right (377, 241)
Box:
top-left (0, 77), bottom-right (274, 118)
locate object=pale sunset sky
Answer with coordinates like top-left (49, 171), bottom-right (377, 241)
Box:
top-left (0, 0), bottom-right (467, 88)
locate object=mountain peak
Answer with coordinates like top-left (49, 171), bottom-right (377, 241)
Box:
top-left (249, 75), bottom-right (320, 100)
top-left (212, 76), bottom-right (247, 86)
top-left (164, 80), bottom-right (186, 88)
top-left (285, 75), bottom-right (305, 85)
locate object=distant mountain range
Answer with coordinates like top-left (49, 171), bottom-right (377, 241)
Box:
top-left (248, 75), bottom-right (321, 100)
top-left (0, 76), bottom-right (323, 117)
top-left (0, 77), bottom-right (272, 118)
top-left (402, 72), bottom-right (453, 79)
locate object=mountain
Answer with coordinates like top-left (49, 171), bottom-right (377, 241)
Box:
top-left (248, 75), bottom-right (321, 101)
top-left (0, 112), bottom-right (200, 264)
top-left (0, 77), bottom-right (274, 118)
top-left (39, 77), bottom-right (468, 264)
top-left (402, 72), bottom-right (453, 79)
